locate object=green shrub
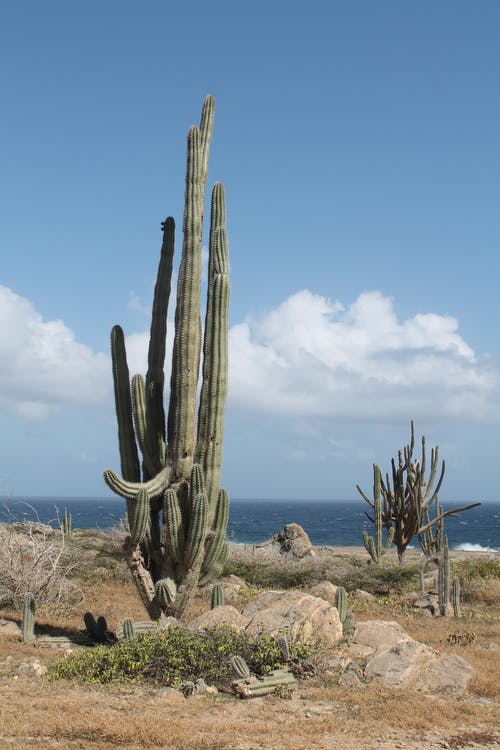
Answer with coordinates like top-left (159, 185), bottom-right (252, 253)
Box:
top-left (51, 625), bottom-right (312, 687)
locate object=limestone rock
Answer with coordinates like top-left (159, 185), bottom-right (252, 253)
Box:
top-left (0, 619), bottom-right (21, 640)
top-left (412, 594), bottom-right (440, 616)
top-left (308, 581), bottom-right (338, 605)
top-left (272, 523), bottom-right (315, 558)
top-left (351, 589), bottom-right (375, 601)
top-left (242, 590), bottom-right (343, 646)
top-left (218, 575), bottom-right (249, 604)
top-left (17, 659), bottom-right (48, 678)
top-left (186, 605), bottom-right (250, 634)
top-left (352, 620), bottom-right (474, 692)
top-left (353, 620), bottom-right (412, 650)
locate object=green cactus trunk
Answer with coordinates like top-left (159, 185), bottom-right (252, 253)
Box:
top-left (360, 465), bottom-right (394, 563)
top-left (438, 535), bottom-right (450, 617)
top-left (22, 593), bottom-right (35, 643)
top-left (103, 96), bottom-right (230, 622)
top-left (452, 577), bottom-right (461, 618)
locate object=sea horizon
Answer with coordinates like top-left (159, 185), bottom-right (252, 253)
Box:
top-left (1, 495), bottom-right (498, 552)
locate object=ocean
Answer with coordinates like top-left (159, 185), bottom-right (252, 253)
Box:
top-left (1, 496), bottom-right (498, 551)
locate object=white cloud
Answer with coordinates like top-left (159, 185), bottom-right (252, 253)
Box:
top-left (2, 285), bottom-right (498, 426)
top-left (0, 286), bottom-right (110, 418)
top-left (228, 289), bottom-right (500, 423)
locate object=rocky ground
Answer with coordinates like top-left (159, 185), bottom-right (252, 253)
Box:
top-left (0, 526), bottom-right (498, 749)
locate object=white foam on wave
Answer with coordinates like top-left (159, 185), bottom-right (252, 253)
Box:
top-left (453, 543), bottom-right (498, 552)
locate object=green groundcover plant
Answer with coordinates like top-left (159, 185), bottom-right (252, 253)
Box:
top-left (51, 625), bottom-right (312, 687)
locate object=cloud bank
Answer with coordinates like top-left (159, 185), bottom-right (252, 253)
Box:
top-left (1, 285), bottom-right (498, 424)
top-left (229, 290), bottom-right (499, 422)
top-left (0, 286), bottom-right (109, 418)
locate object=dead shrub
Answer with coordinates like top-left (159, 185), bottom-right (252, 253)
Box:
top-left (0, 514), bottom-right (84, 609)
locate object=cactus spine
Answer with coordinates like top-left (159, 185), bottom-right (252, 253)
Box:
top-left (210, 584), bottom-right (224, 609)
top-left (361, 465), bottom-right (394, 563)
top-left (22, 592), bottom-right (35, 643)
top-left (103, 97), bottom-right (230, 621)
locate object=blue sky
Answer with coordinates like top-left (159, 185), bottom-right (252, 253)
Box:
top-left (1, 1), bottom-right (499, 504)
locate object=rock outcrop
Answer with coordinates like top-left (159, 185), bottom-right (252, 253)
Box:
top-left (349, 620), bottom-right (474, 692)
top-left (272, 523), bottom-right (315, 558)
top-left (242, 590), bottom-right (343, 646)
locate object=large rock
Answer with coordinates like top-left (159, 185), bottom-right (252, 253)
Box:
top-left (218, 575), bottom-right (249, 604)
top-left (272, 523), bottom-right (315, 558)
top-left (0, 619), bottom-right (21, 640)
top-left (351, 620), bottom-right (474, 692)
top-left (186, 605), bottom-right (250, 634)
top-left (308, 580), bottom-right (338, 605)
top-left (242, 590), bottom-right (343, 646)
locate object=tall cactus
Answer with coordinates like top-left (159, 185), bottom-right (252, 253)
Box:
top-left (361, 464), bottom-right (394, 563)
top-left (103, 96), bottom-right (230, 621)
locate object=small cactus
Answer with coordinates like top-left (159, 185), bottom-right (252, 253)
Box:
top-left (419, 566), bottom-right (426, 595)
top-left (342, 610), bottom-right (355, 637)
top-left (438, 535), bottom-right (450, 617)
top-left (21, 592), bottom-right (35, 643)
top-left (277, 634), bottom-right (290, 663)
top-left (335, 587), bottom-right (355, 637)
top-left (452, 577), bottom-right (461, 619)
top-left (210, 584), bottom-right (224, 609)
top-left (61, 507), bottom-right (72, 535)
top-left (335, 586), bottom-right (346, 623)
top-left (229, 655), bottom-right (250, 679)
top-left (122, 618), bottom-right (136, 640)
top-left (83, 612), bottom-right (109, 643)
top-left (232, 669), bottom-right (297, 698)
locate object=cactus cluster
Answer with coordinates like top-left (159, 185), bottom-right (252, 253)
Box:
top-left (357, 422), bottom-right (480, 565)
top-left (229, 655), bottom-right (297, 698)
top-left (103, 96), bottom-right (230, 621)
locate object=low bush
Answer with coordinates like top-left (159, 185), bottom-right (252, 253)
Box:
top-left (51, 625), bottom-right (313, 687)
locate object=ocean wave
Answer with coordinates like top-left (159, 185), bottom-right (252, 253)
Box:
top-left (453, 543), bottom-right (498, 552)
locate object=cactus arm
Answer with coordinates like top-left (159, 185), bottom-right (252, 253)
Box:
top-left (201, 487), bottom-right (229, 574)
top-left (111, 325), bottom-right (140, 482)
top-left (195, 186), bottom-right (230, 517)
top-left (167, 126), bottom-right (204, 480)
top-left (131, 374), bottom-right (151, 472)
top-left (417, 502), bottom-right (481, 535)
top-left (184, 493), bottom-right (209, 570)
top-left (128, 489), bottom-right (151, 546)
top-left (199, 94), bottom-right (215, 192)
top-left (146, 217), bottom-right (175, 393)
top-left (103, 465), bottom-right (171, 500)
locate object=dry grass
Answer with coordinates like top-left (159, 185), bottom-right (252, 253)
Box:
top-left (1, 532), bottom-right (499, 750)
